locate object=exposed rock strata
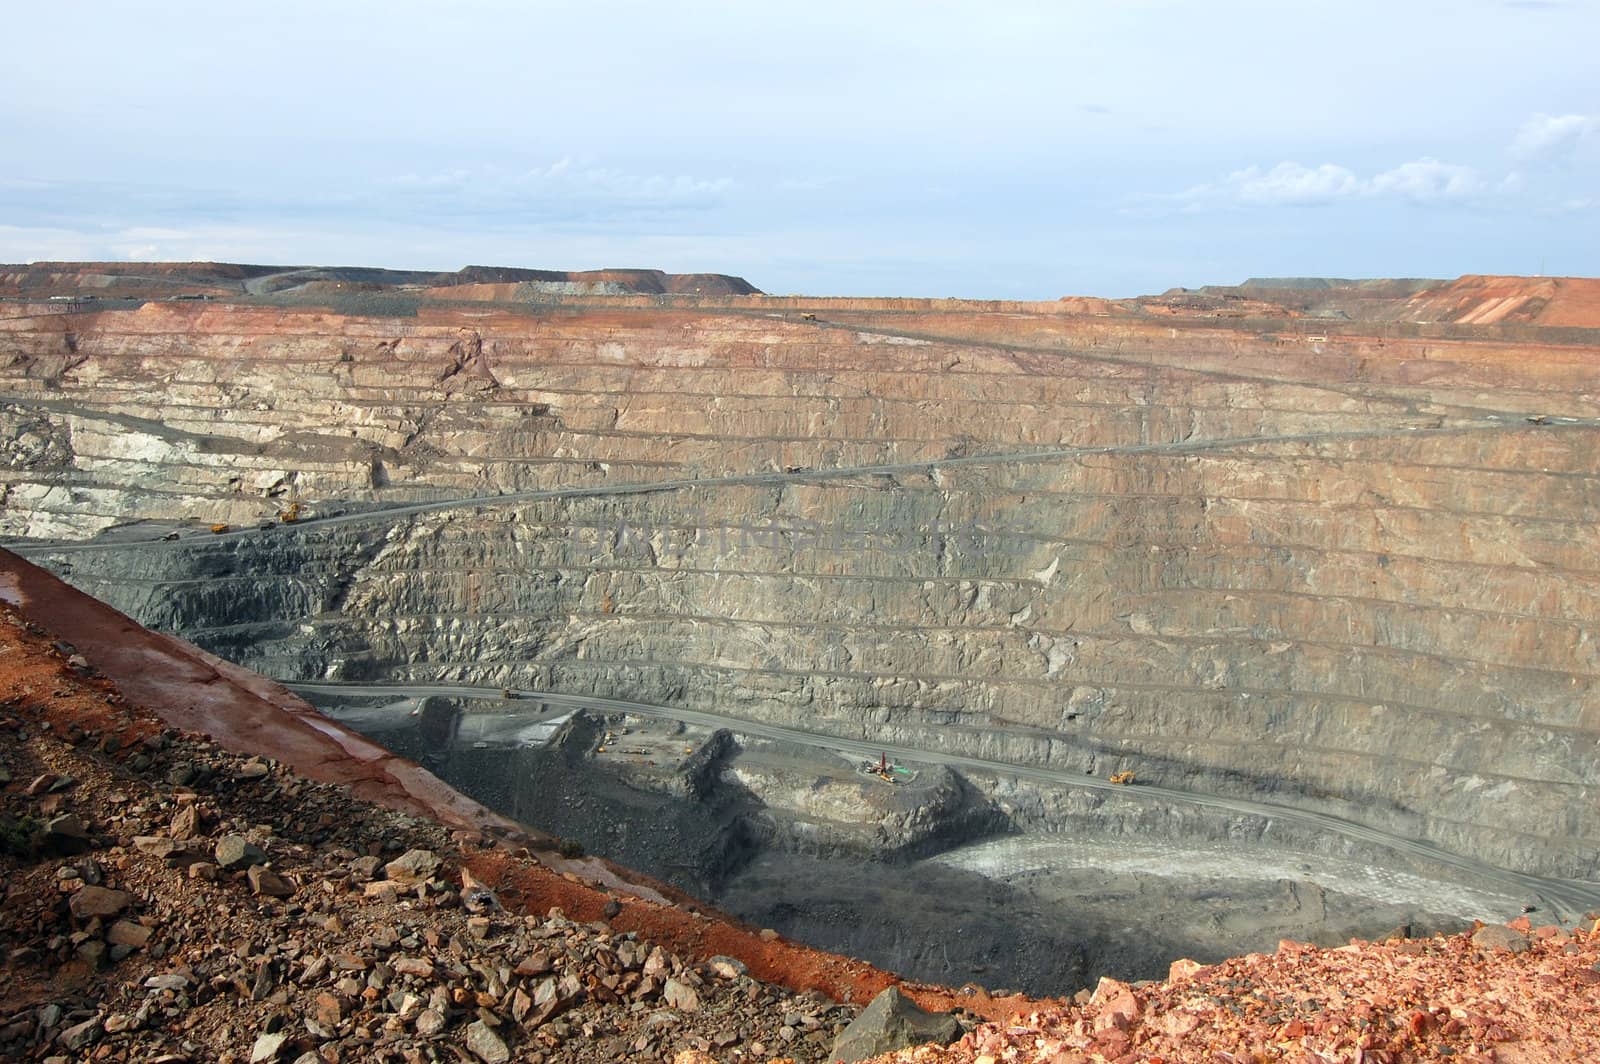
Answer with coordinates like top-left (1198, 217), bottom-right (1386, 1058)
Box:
top-left (1, 283), bottom-right (1598, 890)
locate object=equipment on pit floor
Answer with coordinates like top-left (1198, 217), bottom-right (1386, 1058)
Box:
top-left (161, 531), bottom-right (181, 541)
top-left (859, 752), bottom-right (908, 784)
top-left (209, 523), bottom-right (229, 534)
top-left (278, 501), bottom-right (303, 522)
top-left (1110, 771), bottom-right (1137, 785)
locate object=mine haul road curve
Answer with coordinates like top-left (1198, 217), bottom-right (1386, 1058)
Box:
top-left (15, 417), bottom-right (1599, 558)
top-left (290, 680), bottom-right (1600, 922)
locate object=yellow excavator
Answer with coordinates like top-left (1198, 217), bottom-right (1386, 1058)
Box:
top-left (278, 500), bottom-right (303, 523)
top-left (1109, 771), bottom-right (1137, 785)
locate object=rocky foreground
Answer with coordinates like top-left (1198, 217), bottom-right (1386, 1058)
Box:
top-left (0, 602), bottom-right (885, 1063)
top-left (876, 924), bottom-right (1600, 1064)
top-left (3, 566), bottom-right (1598, 1063)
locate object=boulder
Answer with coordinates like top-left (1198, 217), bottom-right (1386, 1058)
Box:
top-left (831, 986), bottom-right (961, 1063)
top-left (707, 955), bottom-right (748, 979)
top-left (247, 865), bottom-right (295, 898)
top-left (384, 849), bottom-right (441, 886)
top-left (250, 1030), bottom-right (290, 1063)
top-left (662, 978), bottom-right (700, 1012)
top-left (106, 920), bottom-right (152, 948)
top-left (214, 834), bottom-right (266, 871)
top-left (1472, 924), bottom-right (1532, 953)
top-left (169, 804), bottom-right (202, 840)
top-left (59, 1017), bottom-right (101, 1050)
top-left (68, 885), bottom-right (131, 919)
top-left (42, 813), bottom-right (92, 855)
top-left (464, 1019), bottom-right (510, 1063)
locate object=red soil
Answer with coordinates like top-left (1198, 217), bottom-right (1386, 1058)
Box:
top-left (1403, 275), bottom-right (1600, 328)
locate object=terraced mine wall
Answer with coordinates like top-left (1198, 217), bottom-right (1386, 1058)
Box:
top-left (3, 297), bottom-right (1599, 890)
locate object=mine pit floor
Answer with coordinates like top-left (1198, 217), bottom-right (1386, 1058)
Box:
top-left (304, 690), bottom-right (1499, 995)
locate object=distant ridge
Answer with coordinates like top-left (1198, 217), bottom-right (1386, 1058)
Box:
top-left (1144, 274), bottom-right (1600, 328)
top-left (0, 261), bottom-right (761, 299)
top-left (1234, 277), bottom-right (1441, 291)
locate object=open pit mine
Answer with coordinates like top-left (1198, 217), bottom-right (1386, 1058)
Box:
top-left (4, 262), bottom-right (1600, 997)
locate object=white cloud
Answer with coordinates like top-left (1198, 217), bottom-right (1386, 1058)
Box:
top-left (1509, 113), bottom-right (1598, 165)
top-left (1227, 162), bottom-right (1364, 206)
top-left (1158, 109), bottom-right (1600, 213)
top-left (1169, 157), bottom-right (1484, 209)
top-left (1370, 158), bottom-right (1485, 202)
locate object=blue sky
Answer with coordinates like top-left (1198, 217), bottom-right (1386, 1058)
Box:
top-left (2, 1), bottom-right (1596, 297)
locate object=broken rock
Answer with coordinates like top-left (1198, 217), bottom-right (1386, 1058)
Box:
top-left (59, 1017), bottom-right (101, 1051)
top-left (384, 848), bottom-right (441, 886)
top-left (169, 804), bottom-right (202, 840)
top-left (249, 1030), bottom-right (290, 1063)
top-left (1473, 924), bottom-right (1532, 953)
top-left (831, 986), bottom-right (962, 1063)
top-left (663, 978), bottom-right (700, 1012)
top-left (464, 1019), bottom-right (510, 1063)
top-left (68, 885), bottom-right (132, 919)
top-left (42, 813), bottom-right (92, 855)
top-left (107, 920), bottom-right (152, 948)
top-left (707, 955), bottom-right (748, 979)
top-left (214, 834), bottom-right (266, 871)
top-left (246, 864), bottom-right (295, 898)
